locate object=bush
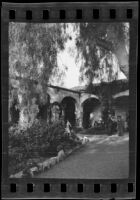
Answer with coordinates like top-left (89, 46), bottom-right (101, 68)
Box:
top-left (9, 119), bottom-right (81, 174)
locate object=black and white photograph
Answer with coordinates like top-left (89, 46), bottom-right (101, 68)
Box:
top-left (9, 22), bottom-right (130, 179)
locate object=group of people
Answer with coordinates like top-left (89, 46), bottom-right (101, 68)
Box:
top-left (65, 114), bottom-right (128, 137)
top-left (90, 113), bottom-right (128, 136)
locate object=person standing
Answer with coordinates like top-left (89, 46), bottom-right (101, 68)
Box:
top-left (111, 115), bottom-right (117, 134)
top-left (117, 115), bottom-right (124, 136)
top-left (108, 114), bottom-right (113, 135)
top-left (65, 120), bottom-right (72, 136)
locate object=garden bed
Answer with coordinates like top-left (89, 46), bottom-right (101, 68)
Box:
top-left (9, 120), bottom-right (82, 176)
top-left (9, 137), bottom-right (87, 178)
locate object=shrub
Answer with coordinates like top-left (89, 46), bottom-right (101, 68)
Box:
top-left (9, 119), bottom-right (81, 174)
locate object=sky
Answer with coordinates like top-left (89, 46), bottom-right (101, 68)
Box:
top-left (49, 23), bottom-right (86, 88)
top-left (49, 23), bottom-right (128, 89)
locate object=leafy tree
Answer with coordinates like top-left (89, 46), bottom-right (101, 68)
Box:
top-left (9, 23), bottom-right (69, 126)
top-left (74, 23), bottom-right (129, 127)
top-left (74, 23), bottom-right (129, 83)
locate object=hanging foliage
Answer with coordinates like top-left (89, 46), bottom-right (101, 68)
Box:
top-left (9, 23), bottom-right (69, 126)
top-left (74, 23), bottom-right (129, 83)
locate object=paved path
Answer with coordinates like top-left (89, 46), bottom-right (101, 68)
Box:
top-left (35, 134), bottom-right (129, 179)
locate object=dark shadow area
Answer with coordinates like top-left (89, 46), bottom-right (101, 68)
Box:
top-left (37, 94), bottom-right (51, 120)
top-left (61, 97), bottom-right (76, 126)
top-left (82, 98), bottom-right (100, 129)
top-left (113, 95), bottom-right (129, 129)
top-left (37, 104), bottom-right (49, 120)
top-left (10, 99), bottom-right (19, 124)
top-left (113, 96), bottom-right (129, 111)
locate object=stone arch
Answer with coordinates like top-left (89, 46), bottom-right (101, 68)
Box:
top-left (112, 90), bottom-right (129, 99)
top-left (46, 86), bottom-right (80, 104)
top-left (61, 96), bottom-right (76, 126)
top-left (82, 97), bottom-right (101, 129)
top-left (80, 93), bottom-right (99, 105)
top-left (59, 93), bottom-right (79, 104)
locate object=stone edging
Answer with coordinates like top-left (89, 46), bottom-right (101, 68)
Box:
top-left (10, 138), bottom-right (89, 178)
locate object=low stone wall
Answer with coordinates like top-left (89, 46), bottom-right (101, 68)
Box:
top-left (9, 137), bottom-right (89, 178)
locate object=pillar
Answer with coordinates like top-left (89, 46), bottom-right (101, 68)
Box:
top-left (75, 102), bottom-right (83, 128)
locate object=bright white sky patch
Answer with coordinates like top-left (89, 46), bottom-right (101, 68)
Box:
top-left (49, 23), bottom-right (128, 89)
top-left (49, 23), bottom-right (87, 88)
top-left (58, 52), bottom-right (80, 88)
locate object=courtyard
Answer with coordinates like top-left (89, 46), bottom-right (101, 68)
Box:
top-left (8, 22), bottom-right (130, 179)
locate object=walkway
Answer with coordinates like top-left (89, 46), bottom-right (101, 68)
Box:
top-left (35, 134), bottom-right (129, 179)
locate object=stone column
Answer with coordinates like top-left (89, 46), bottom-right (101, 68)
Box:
top-left (79, 108), bottom-right (83, 128)
top-left (75, 103), bottom-right (83, 128)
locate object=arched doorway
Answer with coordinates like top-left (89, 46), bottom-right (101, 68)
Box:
top-left (61, 97), bottom-right (76, 126)
top-left (82, 98), bottom-right (101, 129)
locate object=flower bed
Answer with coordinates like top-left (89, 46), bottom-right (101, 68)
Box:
top-left (9, 120), bottom-right (82, 176)
top-left (10, 136), bottom-right (87, 178)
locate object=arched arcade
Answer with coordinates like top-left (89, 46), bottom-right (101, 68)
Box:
top-left (82, 98), bottom-right (101, 129)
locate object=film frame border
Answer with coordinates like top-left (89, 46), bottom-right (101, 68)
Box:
top-left (1, 2), bottom-right (138, 199)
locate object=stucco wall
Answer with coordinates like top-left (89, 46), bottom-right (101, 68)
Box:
top-left (47, 87), bottom-right (80, 104)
